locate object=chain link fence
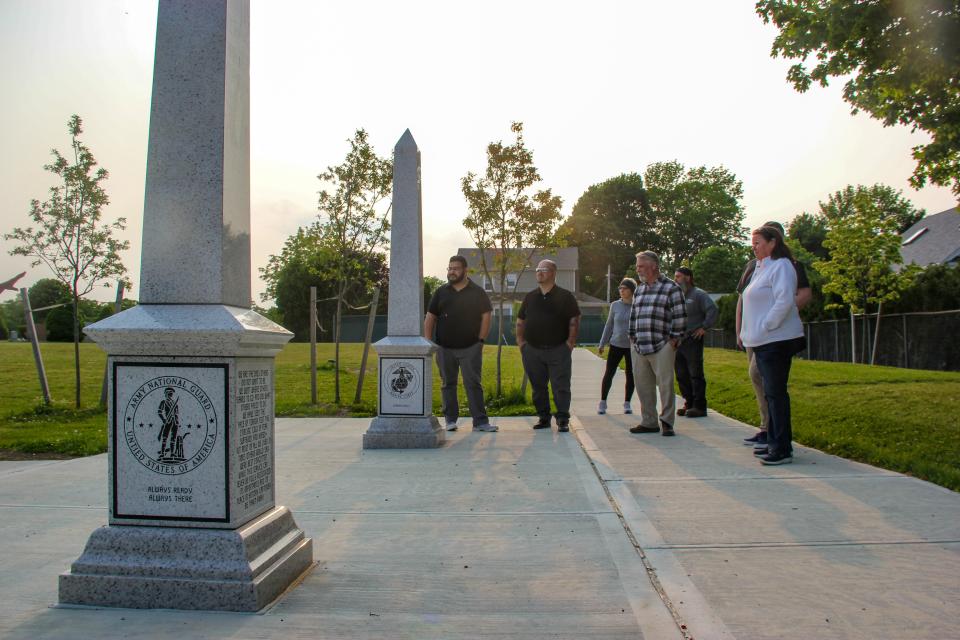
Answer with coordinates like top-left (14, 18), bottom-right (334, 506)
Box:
top-left (705, 309), bottom-right (960, 372)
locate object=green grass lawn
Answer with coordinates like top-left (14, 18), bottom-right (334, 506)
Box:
top-left (2, 343), bottom-right (958, 491)
top-left (704, 348), bottom-right (960, 491)
top-left (0, 342), bottom-right (533, 456)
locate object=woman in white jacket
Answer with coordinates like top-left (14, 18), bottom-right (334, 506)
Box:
top-left (740, 225), bottom-right (804, 465)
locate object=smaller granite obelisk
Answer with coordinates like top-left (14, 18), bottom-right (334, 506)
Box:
top-left (58, 0), bottom-right (312, 611)
top-left (362, 130), bottom-right (444, 449)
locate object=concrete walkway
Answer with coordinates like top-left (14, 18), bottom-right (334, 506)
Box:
top-left (0, 348), bottom-right (957, 639)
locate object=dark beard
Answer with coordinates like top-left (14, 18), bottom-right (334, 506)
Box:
top-left (448, 273), bottom-right (466, 285)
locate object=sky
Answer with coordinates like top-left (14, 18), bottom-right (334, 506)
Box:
top-left (0, 0), bottom-right (955, 304)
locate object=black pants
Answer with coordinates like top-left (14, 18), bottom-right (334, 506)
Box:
top-left (521, 344), bottom-right (573, 422)
top-left (753, 339), bottom-right (794, 456)
top-left (600, 345), bottom-right (635, 402)
top-left (675, 337), bottom-right (706, 411)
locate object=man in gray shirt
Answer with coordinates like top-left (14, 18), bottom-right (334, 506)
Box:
top-left (673, 267), bottom-right (718, 418)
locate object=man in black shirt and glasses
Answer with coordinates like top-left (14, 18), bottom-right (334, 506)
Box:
top-left (516, 259), bottom-right (581, 432)
top-left (425, 255), bottom-right (498, 433)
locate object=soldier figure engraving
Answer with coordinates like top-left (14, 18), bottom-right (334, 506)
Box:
top-left (157, 387), bottom-right (181, 461)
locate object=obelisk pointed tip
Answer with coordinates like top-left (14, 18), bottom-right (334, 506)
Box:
top-left (396, 128), bottom-right (417, 150)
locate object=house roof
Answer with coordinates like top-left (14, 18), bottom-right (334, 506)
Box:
top-left (899, 207), bottom-right (960, 267)
top-left (456, 247), bottom-right (580, 271)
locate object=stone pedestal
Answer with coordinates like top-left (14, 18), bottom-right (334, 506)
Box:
top-left (60, 306), bottom-right (313, 611)
top-left (59, 506), bottom-right (311, 611)
top-left (363, 336), bottom-right (443, 449)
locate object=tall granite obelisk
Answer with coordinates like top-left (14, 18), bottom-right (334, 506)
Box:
top-left (362, 130), bottom-right (444, 449)
top-left (59, 0), bottom-right (313, 611)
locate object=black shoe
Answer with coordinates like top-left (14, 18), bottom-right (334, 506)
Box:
top-left (677, 405), bottom-right (688, 416)
top-left (557, 421), bottom-right (569, 432)
top-left (630, 424), bottom-right (660, 433)
top-left (660, 421), bottom-right (675, 436)
top-left (684, 408), bottom-right (706, 418)
top-left (743, 431), bottom-right (768, 446)
top-left (759, 452), bottom-right (793, 465)
top-left (533, 418), bottom-right (552, 430)
top-left (753, 446), bottom-right (768, 456)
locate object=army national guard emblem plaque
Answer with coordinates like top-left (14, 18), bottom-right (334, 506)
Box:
top-left (113, 363), bottom-right (228, 522)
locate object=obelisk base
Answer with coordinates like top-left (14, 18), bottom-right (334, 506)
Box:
top-left (59, 507), bottom-right (313, 612)
top-left (363, 415), bottom-right (444, 449)
top-left (363, 336), bottom-right (444, 449)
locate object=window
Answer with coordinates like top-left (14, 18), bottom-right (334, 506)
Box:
top-left (483, 276), bottom-right (493, 291)
top-left (505, 273), bottom-right (518, 289)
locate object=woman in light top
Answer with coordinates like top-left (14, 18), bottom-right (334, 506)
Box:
top-left (740, 225), bottom-right (804, 465)
top-left (597, 278), bottom-right (637, 414)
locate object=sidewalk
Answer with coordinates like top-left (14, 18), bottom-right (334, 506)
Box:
top-left (0, 348), bottom-right (956, 639)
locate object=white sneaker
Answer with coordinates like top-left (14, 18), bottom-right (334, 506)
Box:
top-left (597, 400), bottom-right (607, 415)
top-left (445, 420), bottom-right (458, 431)
top-left (473, 423), bottom-right (498, 432)
top-left (623, 402), bottom-right (633, 414)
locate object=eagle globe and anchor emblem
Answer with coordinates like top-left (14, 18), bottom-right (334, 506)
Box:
top-left (122, 376), bottom-right (219, 475)
top-left (386, 361), bottom-right (421, 400)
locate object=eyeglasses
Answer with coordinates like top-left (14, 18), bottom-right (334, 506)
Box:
top-left (535, 268), bottom-right (552, 273)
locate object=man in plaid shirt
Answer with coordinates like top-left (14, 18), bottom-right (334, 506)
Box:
top-left (628, 250), bottom-right (687, 436)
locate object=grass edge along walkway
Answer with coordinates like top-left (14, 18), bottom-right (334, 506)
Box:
top-left (1, 343), bottom-right (958, 492)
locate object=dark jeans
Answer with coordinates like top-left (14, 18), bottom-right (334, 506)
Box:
top-left (436, 342), bottom-right (489, 426)
top-left (675, 337), bottom-right (706, 410)
top-left (600, 345), bottom-right (635, 402)
top-left (752, 339), bottom-right (795, 456)
top-left (521, 343), bottom-right (573, 422)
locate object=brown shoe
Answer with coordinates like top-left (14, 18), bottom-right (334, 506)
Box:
top-left (660, 420), bottom-right (675, 436)
top-left (630, 424), bottom-right (660, 433)
top-left (684, 408), bottom-right (706, 418)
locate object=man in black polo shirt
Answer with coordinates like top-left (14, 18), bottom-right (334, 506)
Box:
top-left (516, 259), bottom-right (581, 432)
top-left (425, 255), bottom-right (497, 433)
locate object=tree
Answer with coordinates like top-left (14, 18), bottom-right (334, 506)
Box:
top-left (26, 278), bottom-right (71, 323)
top-left (314, 130), bottom-right (392, 404)
top-left (423, 276), bottom-right (444, 306)
top-left (260, 224), bottom-right (388, 343)
top-left (819, 184), bottom-right (925, 233)
top-left (558, 173), bottom-right (657, 298)
top-left (5, 115), bottom-right (128, 407)
top-left (756, 0), bottom-right (960, 197)
top-left (462, 122), bottom-right (563, 396)
top-left (689, 244), bottom-right (753, 293)
top-left (815, 191), bottom-right (919, 362)
top-left (787, 212), bottom-right (830, 259)
top-left (643, 161), bottom-right (747, 270)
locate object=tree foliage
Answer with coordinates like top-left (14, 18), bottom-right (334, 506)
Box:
top-left (757, 0), bottom-right (960, 196)
top-left (689, 244), bottom-right (753, 293)
top-left (558, 173), bottom-right (655, 298)
top-left (260, 224), bottom-right (388, 343)
top-left (4, 115), bottom-right (128, 407)
top-left (819, 184), bottom-right (925, 233)
top-left (27, 278), bottom-right (71, 322)
top-left (787, 212), bottom-right (830, 259)
top-left (643, 161), bottom-right (747, 270)
top-left (815, 191), bottom-right (918, 313)
top-left (462, 122), bottom-right (563, 395)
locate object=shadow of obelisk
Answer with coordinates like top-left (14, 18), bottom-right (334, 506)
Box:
top-left (58, 0), bottom-right (313, 611)
top-left (362, 130), bottom-right (445, 448)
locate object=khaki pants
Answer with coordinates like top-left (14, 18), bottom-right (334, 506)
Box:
top-left (631, 343), bottom-right (677, 429)
top-left (746, 347), bottom-right (769, 430)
